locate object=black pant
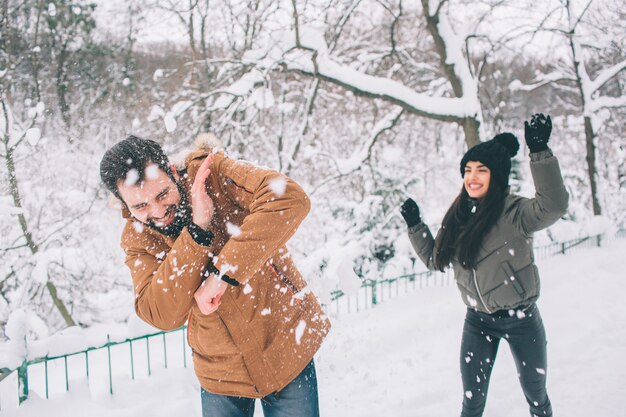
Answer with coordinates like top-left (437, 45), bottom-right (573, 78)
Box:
top-left (459, 304), bottom-right (552, 417)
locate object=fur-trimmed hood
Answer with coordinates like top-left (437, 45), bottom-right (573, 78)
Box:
top-left (170, 132), bottom-right (223, 170)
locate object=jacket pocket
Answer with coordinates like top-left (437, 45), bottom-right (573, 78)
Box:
top-left (188, 307), bottom-right (240, 357)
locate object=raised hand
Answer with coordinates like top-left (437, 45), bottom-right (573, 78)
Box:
top-left (400, 198), bottom-right (421, 228)
top-left (524, 113), bottom-right (552, 153)
top-left (194, 274), bottom-right (227, 315)
top-left (191, 154), bottom-right (215, 229)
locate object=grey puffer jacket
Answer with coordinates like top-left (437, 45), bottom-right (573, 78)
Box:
top-left (408, 149), bottom-right (569, 314)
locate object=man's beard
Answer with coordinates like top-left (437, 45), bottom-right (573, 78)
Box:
top-left (146, 181), bottom-right (191, 238)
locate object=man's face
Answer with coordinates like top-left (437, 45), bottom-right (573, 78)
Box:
top-left (117, 164), bottom-right (186, 232)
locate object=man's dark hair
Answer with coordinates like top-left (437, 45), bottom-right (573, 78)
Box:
top-left (100, 135), bottom-right (171, 201)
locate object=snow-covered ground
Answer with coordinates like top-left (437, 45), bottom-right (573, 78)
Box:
top-left (2, 239), bottom-right (625, 417)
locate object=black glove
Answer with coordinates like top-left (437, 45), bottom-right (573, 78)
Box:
top-left (524, 113), bottom-right (552, 153)
top-left (400, 198), bottom-right (421, 227)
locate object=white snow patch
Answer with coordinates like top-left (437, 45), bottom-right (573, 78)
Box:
top-left (249, 87), bottom-right (275, 109)
top-left (295, 320), bottom-right (307, 345)
top-left (147, 105), bottom-right (165, 122)
top-left (163, 113), bottom-right (177, 133)
top-left (243, 284), bottom-right (253, 295)
top-left (466, 294), bottom-right (478, 307)
top-left (153, 69), bottom-right (164, 81)
top-left (25, 128), bottom-right (41, 146)
top-left (268, 177), bottom-right (287, 197)
top-left (132, 221), bottom-right (145, 233)
top-left (124, 169), bottom-right (139, 186)
top-left (145, 164), bottom-right (160, 180)
top-left (226, 222), bottom-right (242, 237)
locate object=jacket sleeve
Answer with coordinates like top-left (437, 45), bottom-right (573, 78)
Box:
top-left (212, 156), bottom-right (310, 285)
top-left (510, 148), bottom-right (569, 235)
top-left (123, 226), bottom-right (218, 330)
top-left (408, 222), bottom-right (438, 271)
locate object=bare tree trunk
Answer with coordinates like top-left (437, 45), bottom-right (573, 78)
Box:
top-left (462, 117), bottom-right (480, 148)
top-left (56, 44), bottom-right (71, 127)
top-left (568, 19), bottom-right (603, 215)
top-left (1, 98), bottom-right (76, 327)
top-left (422, 0), bottom-right (481, 148)
top-left (30, 0), bottom-right (44, 102)
top-left (583, 116), bottom-right (602, 215)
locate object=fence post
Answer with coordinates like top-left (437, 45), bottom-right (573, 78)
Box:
top-left (596, 234), bottom-right (602, 247)
top-left (18, 335), bottom-right (28, 404)
top-left (370, 281), bottom-right (377, 306)
top-left (17, 361), bottom-right (28, 404)
top-left (561, 242), bottom-right (566, 255)
top-left (107, 335), bottom-right (113, 395)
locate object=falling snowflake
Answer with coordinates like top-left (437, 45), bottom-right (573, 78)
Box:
top-left (295, 320), bottom-right (307, 345)
top-left (226, 222), bottom-right (242, 237)
top-left (25, 128), bottom-right (41, 146)
top-left (466, 295), bottom-right (478, 307)
top-left (125, 169), bottom-right (139, 186)
top-left (269, 177), bottom-right (287, 196)
top-left (145, 164), bottom-right (159, 179)
top-left (243, 284), bottom-right (253, 294)
top-left (536, 368), bottom-right (546, 375)
top-left (261, 308), bottom-right (271, 316)
top-left (465, 390), bottom-right (473, 400)
top-left (164, 113), bottom-right (177, 133)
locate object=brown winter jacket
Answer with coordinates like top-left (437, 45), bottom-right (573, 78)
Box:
top-left (120, 148), bottom-right (331, 398)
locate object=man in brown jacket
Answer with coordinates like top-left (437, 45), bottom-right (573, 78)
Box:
top-left (100, 134), bottom-right (330, 417)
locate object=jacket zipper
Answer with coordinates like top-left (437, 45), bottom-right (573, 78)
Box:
top-left (472, 268), bottom-right (492, 314)
top-left (267, 262), bottom-right (301, 302)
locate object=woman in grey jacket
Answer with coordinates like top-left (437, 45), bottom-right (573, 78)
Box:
top-left (401, 114), bottom-right (568, 417)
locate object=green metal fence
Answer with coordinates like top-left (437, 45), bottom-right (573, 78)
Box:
top-left (1, 229), bottom-right (623, 410)
top-left (0, 327), bottom-right (189, 410)
top-left (329, 231), bottom-right (623, 315)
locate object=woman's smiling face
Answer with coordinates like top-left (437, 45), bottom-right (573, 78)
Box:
top-left (463, 161), bottom-right (491, 199)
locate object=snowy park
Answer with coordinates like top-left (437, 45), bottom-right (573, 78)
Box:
top-left (1, 0), bottom-right (625, 416)
top-left (1, 237), bottom-right (625, 416)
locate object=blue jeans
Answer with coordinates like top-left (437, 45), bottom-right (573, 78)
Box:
top-left (459, 304), bottom-right (552, 417)
top-left (200, 360), bottom-right (319, 417)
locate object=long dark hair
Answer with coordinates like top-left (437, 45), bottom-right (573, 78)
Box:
top-left (433, 182), bottom-right (507, 271)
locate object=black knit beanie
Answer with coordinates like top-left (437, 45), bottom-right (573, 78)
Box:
top-left (459, 133), bottom-right (520, 188)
